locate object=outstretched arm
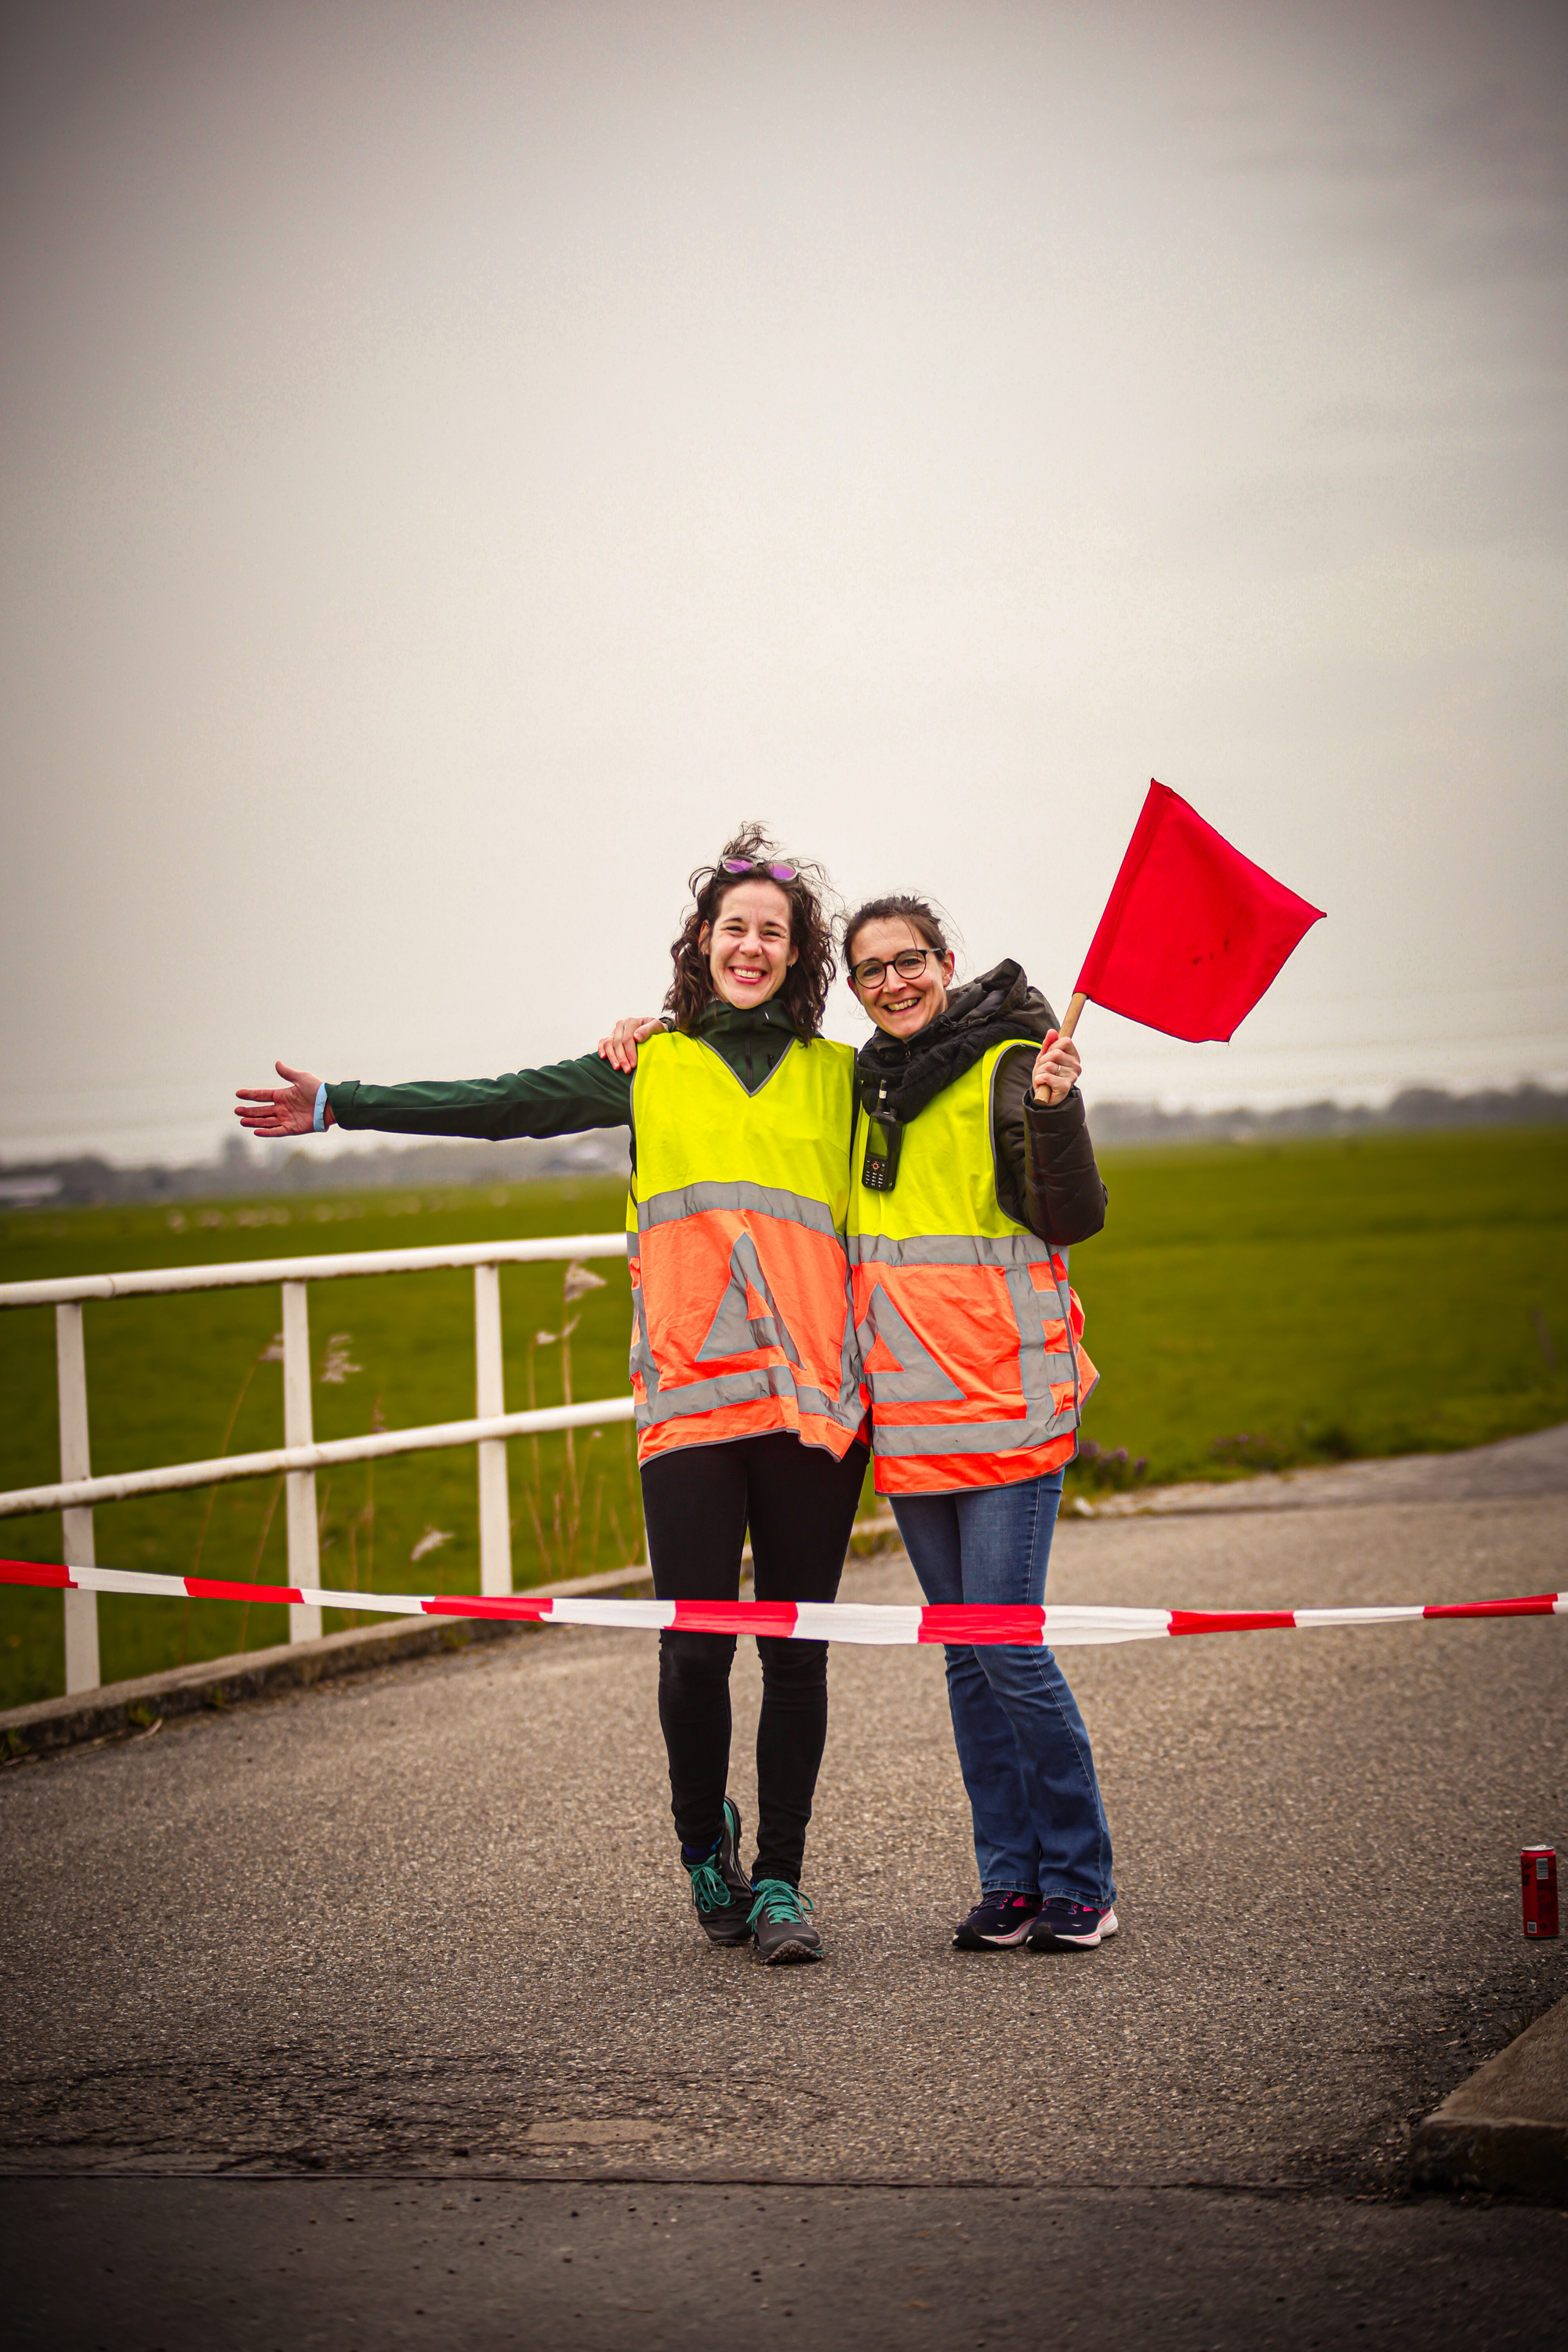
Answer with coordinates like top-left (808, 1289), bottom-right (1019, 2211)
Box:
top-left (235, 1062), bottom-right (332, 1137)
top-left (235, 1053), bottom-right (633, 1142)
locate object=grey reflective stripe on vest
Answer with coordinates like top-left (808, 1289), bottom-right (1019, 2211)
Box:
top-left (848, 1230), bottom-right (1058, 1269)
top-left (637, 1364), bottom-right (844, 1430)
top-left (854, 1286), bottom-right (966, 1407)
top-left (629, 1255), bottom-right (658, 1401)
top-left (871, 1403), bottom-right (1079, 1457)
top-left (695, 1228), bottom-right (804, 1368)
top-left (630, 1202), bottom-right (862, 1438)
top-left (854, 1311), bottom-right (1079, 1452)
top-left (852, 1231), bottom-right (1080, 1458)
top-left (638, 1178), bottom-right (840, 1238)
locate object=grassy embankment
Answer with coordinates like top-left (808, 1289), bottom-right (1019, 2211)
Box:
top-left (1, 1127), bottom-right (1564, 1708)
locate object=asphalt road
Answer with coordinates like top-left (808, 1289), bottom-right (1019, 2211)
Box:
top-left (3, 1428), bottom-right (1566, 2345)
top-left (4, 2174), bottom-right (1562, 2351)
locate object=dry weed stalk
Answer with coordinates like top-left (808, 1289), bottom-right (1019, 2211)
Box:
top-left (341, 1396), bottom-right (387, 1624)
top-left (179, 1330), bottom-right (282, 1665)
top-left (517, 1260), bottom-right (612, 1581)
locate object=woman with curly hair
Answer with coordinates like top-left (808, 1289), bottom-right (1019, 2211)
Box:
top-left (235, 826), bottom-right (866, 1965)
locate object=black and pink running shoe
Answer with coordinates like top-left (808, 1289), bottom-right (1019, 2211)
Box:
top-left (1023, 1898), bottom-right (1120, 1951)
top-left (952, 1892), bottom-right (1042, 1949)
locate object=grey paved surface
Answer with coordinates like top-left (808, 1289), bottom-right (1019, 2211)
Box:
top-left (4, 2176), bottom-right (1564, 2350)
top-left (3, 1430), bottom-right (1566, 2342)
top-left (1090, 1418), bottom-right (1568, 1515)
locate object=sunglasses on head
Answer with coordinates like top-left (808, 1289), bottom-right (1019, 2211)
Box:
top-left (720, 856), bottom-right (798, 882)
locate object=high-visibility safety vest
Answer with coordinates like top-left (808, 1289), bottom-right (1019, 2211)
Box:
top-left (626, 1029), bottom-right (866, 1465)
top-left (848, 1040), bottom-right (1099, 1496)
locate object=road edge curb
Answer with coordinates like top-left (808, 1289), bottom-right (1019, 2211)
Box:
top-left (1408, 1995), bottom-right (1568, 2205)
top-left (1408, 2114), bottom-right (1568, 2204)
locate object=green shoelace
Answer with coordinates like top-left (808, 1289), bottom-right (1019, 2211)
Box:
top-left (686, 1857), bottom-right (735, 1915)
top-left (748, 1878), bottom-right (813, 1929)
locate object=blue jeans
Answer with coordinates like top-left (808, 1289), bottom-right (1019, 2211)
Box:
top-left (893, 1471), bottom-right (1115, 1907)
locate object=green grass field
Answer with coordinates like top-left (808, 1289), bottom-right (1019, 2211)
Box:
top-left (2, 1127), bottom-right (1564, 1708)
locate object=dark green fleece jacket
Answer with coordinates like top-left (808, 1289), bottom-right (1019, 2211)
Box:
top-left (325, 999), bottom-right (797, 1143)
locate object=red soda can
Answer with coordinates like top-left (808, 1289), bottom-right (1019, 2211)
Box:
top-left (1521, 1847), bottom-right (1559, 1938)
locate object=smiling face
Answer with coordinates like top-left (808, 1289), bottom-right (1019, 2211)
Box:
top-left (848, 915), bottom-right (955, 1040)
top-left (700, 878), bottom-right (798, 1009)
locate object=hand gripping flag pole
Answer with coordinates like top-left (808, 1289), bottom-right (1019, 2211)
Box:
top-left (1057, 780), bottom-right (1326, 1043)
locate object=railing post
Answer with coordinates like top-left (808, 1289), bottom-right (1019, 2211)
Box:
top-left (474, 1262), bottom-right (512, 1596)
top-left (281, 1281), bottom-right (321, 1641)
top-left (55, 1301), bottom-right (100, 1693)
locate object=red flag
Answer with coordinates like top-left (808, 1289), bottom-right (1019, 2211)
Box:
top-left (1076, 782), bottom-right (1324, 1044)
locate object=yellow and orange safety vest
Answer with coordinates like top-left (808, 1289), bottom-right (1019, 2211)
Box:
top-left (848, 1041), bottom-right (1098, 1495)
top-left (626, 1029), bottom-right (866, 1465)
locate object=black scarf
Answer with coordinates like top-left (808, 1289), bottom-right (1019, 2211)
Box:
top-left (854, 960), bottom-right (1055, 1185)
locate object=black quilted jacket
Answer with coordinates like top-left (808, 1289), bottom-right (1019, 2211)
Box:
top-left (853, 959), bottom-right (1107, 1247)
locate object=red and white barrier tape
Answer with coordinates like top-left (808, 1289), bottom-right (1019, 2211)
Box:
top-left (3, 1559), bottom-right (1565, 1646)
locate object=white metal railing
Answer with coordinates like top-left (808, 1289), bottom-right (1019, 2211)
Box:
top-left (0, 1234), bottom-right (633, 1694)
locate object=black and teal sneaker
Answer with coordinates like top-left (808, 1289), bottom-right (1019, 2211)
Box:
top-left (684, 1797), bottom-right (754, 1946)
top-left (748, 1877), bottom-right (823, 1965)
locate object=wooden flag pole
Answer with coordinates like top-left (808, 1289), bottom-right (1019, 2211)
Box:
top-left (1059, 992), bottom-right (1088, 1040)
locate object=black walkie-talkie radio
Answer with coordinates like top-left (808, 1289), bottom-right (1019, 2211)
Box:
top-left (860, 1079), bottom-right (902, 1191)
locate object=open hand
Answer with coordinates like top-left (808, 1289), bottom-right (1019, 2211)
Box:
top-left (234, 1061), bottom-right (329, 1136)
top-left (597, 1016), bottom-right (663, 1074)
top-left (1029, 1029), bottom-right (1080, 1107)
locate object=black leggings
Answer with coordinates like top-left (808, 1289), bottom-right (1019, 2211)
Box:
top-left (641, 1430), bottom-right (869, 1887)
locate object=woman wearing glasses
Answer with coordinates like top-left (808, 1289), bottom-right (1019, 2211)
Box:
top-left (842, 896), bottom-right (1117, 1956)
top-left (235, 826), bottom-right (866, 1965)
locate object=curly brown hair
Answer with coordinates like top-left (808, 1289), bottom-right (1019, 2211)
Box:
top-left (664, 822), bottom-right (837, 1037)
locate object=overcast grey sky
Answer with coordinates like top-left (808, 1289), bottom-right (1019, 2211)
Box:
top-left (3, 0), bottom-right (1564, 1164)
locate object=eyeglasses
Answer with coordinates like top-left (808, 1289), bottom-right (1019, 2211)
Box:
top-left (720, 856), bottom-right (798, 882)
top-left (851, 947), bottom-right (943, 989)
